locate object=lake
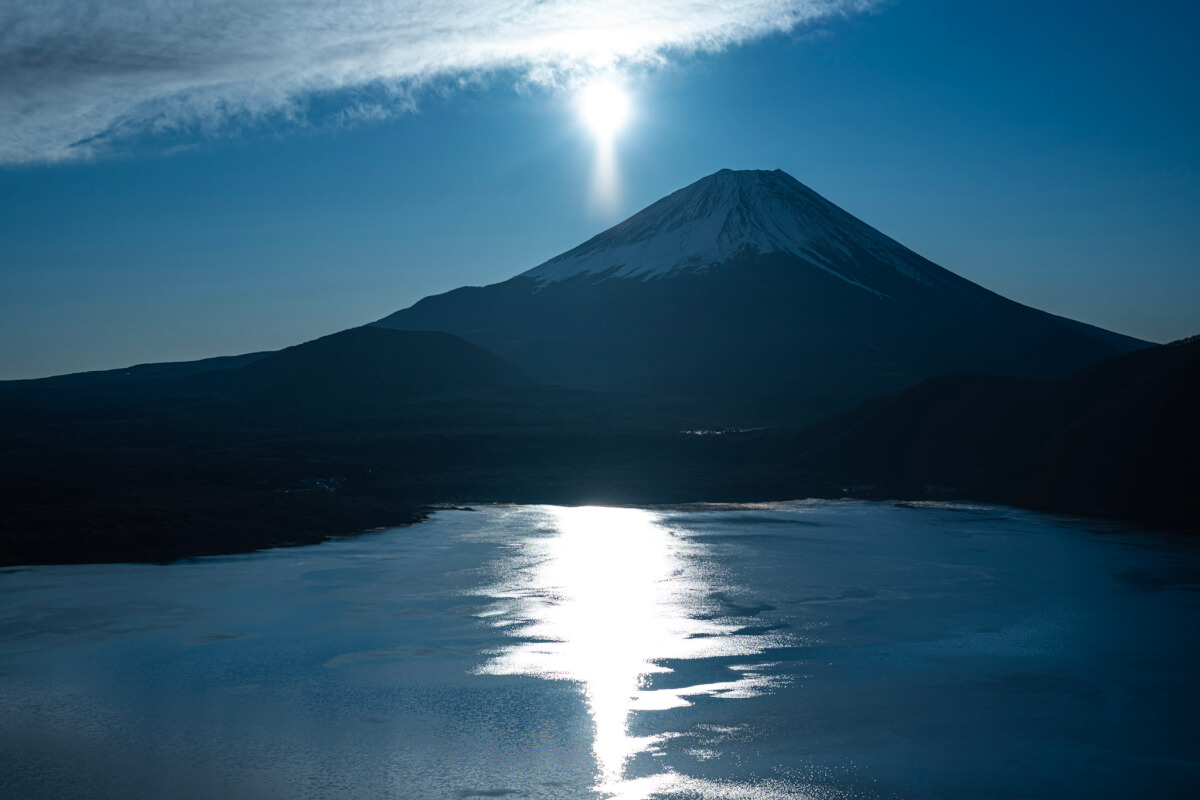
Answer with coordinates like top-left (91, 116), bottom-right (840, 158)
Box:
top-left (1, 501), bottom-right (1197, 799)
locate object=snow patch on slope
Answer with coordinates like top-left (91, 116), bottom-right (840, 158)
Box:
top-left (521, 169), bottom-right (935, 296)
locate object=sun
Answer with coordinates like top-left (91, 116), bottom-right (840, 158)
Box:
top-left (578, 79), bottom-right (631, 141)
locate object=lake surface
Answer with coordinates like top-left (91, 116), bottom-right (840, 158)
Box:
top-left (2, 501), bottom-right (1198, 799)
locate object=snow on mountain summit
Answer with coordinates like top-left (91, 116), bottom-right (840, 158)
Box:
top-left (520, 169), bottom-right (936, 294)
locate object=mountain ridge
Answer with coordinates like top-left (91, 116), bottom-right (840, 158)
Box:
top-left (790, 335), bottom-right (1200, 528)
top-left (0, 169), bottom-right (1188, 568)
top-left (376, 168), bottom-right (1147, 424)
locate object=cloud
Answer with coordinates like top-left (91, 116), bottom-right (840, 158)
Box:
top-left (0, 1), bottom-right (876, 165)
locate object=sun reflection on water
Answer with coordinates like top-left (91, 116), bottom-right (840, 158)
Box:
top-left (477, 506), bottom-right (790, 798)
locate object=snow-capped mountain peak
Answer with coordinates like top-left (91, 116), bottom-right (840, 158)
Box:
top-left (375, 168), bottom-right (1147, 417)
top-left (520, 169), bottom-right (934, 294)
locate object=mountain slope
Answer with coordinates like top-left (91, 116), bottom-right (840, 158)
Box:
top-left (0, 351), bottom-right (270, 393)
top-left (376, 169), bottom-right (1146, 424)
top-left (0, 327), bottom-right (532, 422)
top-left (791, 335), bottom-right (1200, 527)
top-left (195, 326), bottom-right (529, 399)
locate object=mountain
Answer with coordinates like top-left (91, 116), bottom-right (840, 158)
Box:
top-left (0, 172), bottom-right (1180, 566)
top-left (791, 335), bottom-right (1200, 528)
top-left (194, 327), bottom-right (529, 400)
top-left (0, 327), bottom-right (528, 406)
top-left (0, 327), bottom-right (540, 564)
top-left (1, 351), bottom-right (271, 392)
top-left (376, 169), bottom-right (1147, 424)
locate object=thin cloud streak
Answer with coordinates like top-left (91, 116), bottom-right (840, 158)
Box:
top-left (0, 1), bottom-right (876, 165)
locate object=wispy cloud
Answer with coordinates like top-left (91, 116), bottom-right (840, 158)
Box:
top-left (0, 1), bottom-right (875, 165)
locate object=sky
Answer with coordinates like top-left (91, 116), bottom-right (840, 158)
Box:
top-left (1, 0), bottom-right (1198, 380)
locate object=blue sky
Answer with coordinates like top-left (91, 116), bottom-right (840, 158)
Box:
top-left (1, 0), bottom-right (1198, 379)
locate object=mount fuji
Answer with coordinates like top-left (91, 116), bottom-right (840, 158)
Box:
top-left (375, 169), bottom-right (1146, 423)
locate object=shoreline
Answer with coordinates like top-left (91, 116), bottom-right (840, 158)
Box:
top-left (4, 483), bottom-right (1193, 569)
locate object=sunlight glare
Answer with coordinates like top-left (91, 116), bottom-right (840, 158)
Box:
top-left (477, 505), bottom-right (791, 798)
top-left (578, 80), bottom-right (632, 142)
top-left (577, 79), bottom-right (632, 214)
